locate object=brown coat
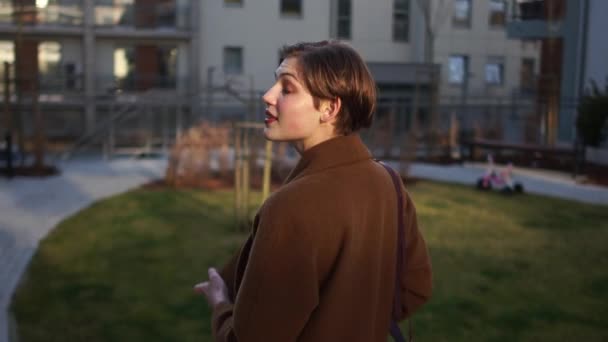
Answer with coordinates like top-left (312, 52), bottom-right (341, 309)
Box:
top-left (212, 134), bottom-right (432, 341)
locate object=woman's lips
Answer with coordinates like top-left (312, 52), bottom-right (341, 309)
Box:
top-left (265, 111), bottom-right (277, 125)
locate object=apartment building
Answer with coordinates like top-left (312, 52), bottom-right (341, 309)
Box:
top-left (201, 0), bottom-right (540, 142)
top-left (0, 0), bottom-right (199, 141)
top-left (199, 0), bottom-right (432, 127)
top-left (507, 0), bottom-right (608, 149)
top-left (433, 0), bottom-right (540, 101)
top-left (0, 0), bottom-right (543, 150)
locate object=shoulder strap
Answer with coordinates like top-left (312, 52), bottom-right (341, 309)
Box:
top-left (377, 161), bottom-right (411, 342)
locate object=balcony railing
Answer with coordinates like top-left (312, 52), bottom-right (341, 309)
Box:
top-left (94, 2), bottom-right (190, 30)
top-left (96, 74), bottom-right (188, 94)
top-left (509, 0), bottom-right (565, 21)
top-left (0, 3), bottom-right (83, 26)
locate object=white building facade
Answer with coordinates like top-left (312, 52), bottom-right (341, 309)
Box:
top-left (0, 0), bottom-right (542, 152)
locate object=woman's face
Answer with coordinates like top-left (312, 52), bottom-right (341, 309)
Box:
top-left (262, 57), bottom-right (329, 153)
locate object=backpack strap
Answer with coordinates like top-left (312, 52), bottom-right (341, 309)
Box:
top-left (377, 160), bottom-right (412, 342)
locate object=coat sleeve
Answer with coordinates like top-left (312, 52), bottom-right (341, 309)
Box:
top-left (396, 189), bottom-right (433, 321)
top-left (219, 247), bottom-right (241, 302)
top-left (211, 201), bottom-right (319, 342)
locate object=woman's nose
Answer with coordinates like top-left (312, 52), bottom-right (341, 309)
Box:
top-left (262, 86), bottom-right (276, 106)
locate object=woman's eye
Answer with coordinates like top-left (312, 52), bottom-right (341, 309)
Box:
top-left (281, 87), bottom-right (291, 94)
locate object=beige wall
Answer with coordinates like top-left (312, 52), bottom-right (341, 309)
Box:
top-left (198, 0), bottom-right (539, 100)
top-left (199, 0), bottom-right (419, 92)
top-left (433, 0), bottom-right (540, 99)
top-left (347, 0), bottom-right (418, 62)
top-left (200, 1), bottom-right (330, 92)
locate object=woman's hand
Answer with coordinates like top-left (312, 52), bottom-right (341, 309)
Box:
top-left (194, 267), bottom-right (230, 309)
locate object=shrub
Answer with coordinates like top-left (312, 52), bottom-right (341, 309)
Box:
top-left (576, 80), bottom-right (608, 147)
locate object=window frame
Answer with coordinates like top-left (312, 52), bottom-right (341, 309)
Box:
top-left (335, 0), bottom-right (351, 40)
top-left (223, 46), bottom-right (244, 75)
top-left (452, 0), bottom-right (472, 29)
top-left (448, 54), bottom-right (469, 85)
top-left (224, 0), bottom-right (243, 8)
top-left (488, 0), bottom-right (506, 28)
top-left (392, 0), bottom-right (409, 42)
top-left (485, 56), bottom-right (505, 86)
top-left (280, 0), bottom-right (302, 18)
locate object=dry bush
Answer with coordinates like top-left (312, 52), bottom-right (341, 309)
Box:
top-left (165, 121), bottom-right (232, 187)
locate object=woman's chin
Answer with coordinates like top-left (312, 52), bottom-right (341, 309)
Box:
top-left (263, 129), bottom-right (279, 142)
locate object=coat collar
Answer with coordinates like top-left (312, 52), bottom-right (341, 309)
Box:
top-left (284, 134), bottom-right (372, 184)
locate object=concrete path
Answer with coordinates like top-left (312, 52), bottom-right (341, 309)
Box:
top-left (400, 162), bottom-right (608, 205)
top-left (0, 158), bottom-right (166, 342)
top-left (0, 157), bottom-right (606, 341)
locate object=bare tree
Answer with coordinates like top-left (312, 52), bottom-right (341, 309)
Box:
top-left (415, 0), bottom-right (451, 159)
top-left (415, 0), bottom-right (451, 64)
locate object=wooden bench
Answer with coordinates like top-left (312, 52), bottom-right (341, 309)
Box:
top-left (462, 139), bottom-right (576, 164)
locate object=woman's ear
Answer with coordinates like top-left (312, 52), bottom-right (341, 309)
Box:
top-left (321, 97), bottom-right (342, 123)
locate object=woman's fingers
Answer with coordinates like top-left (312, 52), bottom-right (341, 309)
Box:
top-left (194, 281), bottom-right (209, 294)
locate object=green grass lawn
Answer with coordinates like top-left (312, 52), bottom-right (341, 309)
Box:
top-left (10, 181), bottom-right (608, 341)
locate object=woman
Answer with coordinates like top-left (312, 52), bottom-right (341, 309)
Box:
top-left (195, 41), bottom-right (432, 341)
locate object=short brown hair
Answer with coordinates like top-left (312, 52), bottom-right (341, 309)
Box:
top-left (279, 41), bottom-right (377, 135)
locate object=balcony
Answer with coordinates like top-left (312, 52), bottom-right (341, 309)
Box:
top-left (0, 2), bottom-right (83, 27)
top-left (506, 0), bottom-right (564, 39)
top-left (94, 1), bottom-right (191, 31)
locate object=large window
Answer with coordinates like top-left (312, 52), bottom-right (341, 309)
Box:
top-left (485, 56), bottom-right (505, 85)
top-left (393, 0), bottom-right (409, 42)
top-left (223, 46), bottom-right (243, 75)
top-left (0, 41), bottom-right (15, 93)
top-left (38, 41), bottom-right (62, 90)
top-left (114, 44), bottom-right (177, 91)
top-left (448, 55), bottom-right (469, 84)
top-left (0, 0), bottom-right (83, 25)
top-left (280, 0), bottom-right (301, 17)
top-left (488, 0), bottom-right (506, 27)
top-left (453, 0), bottom-right (472, 28)
top-left (336, 0), bottom-right (351, 39)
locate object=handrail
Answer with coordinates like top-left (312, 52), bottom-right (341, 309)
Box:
top-left (56, 101), bottom-right (137, 161)
top-left (56, 91), bottom-right (165, 161)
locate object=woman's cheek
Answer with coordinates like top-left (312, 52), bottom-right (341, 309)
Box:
top-left (288, 118), bottom-right (302, 132)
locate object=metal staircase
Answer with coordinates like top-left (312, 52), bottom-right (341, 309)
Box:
top-left (57, 90), bottom-right (185, 161)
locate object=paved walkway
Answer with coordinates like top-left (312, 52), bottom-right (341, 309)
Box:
top-left (0, 158), bottom-right (166, 342)
top-left (0, 157), bottom-right (606, 341)
top-left (402, 162), bottom-right (608, 205)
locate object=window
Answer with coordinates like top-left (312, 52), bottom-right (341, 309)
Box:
top-left (7, 0), bottom-right (85, 26)
top-left (223, 46), bottom-right (243, 75)
top-left (485, 56), bottom-right (505, 85)
top-left (448, 55), bottom-right (468, 84)
top-left (38, 41), bottom-right (62, 91)
top-left (281, 0), bottom-right (301, 17)
top-left (114, 46), bottom-right (135, 89)
top-left (453, 0), bottom-right (471, 28)
top-left (336, 0), bottom-right (351, 39)
top-left (520, 58), bottom-right (535, 90)
top-left (39, 41), bottom-right (61, 76)
top-left (96, 0), bottom-right (183, 29)
top-left (488, 0), bottom-right (506, 27)
top-left (224, 0), bottom-right (243, 7)
top-left (0, 41), bottom-right (15, 93)
top-left (114, 44), bottom-right (177, 91)
top-left (393, 0), bottom-right (409, 42)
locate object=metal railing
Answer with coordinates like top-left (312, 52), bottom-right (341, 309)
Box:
top-left (0, 3), bottom-right (83, 26)
top-left (508, 0), bottom-right (565, 21)
top-left (94, 2), bottom-right (191, 30)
